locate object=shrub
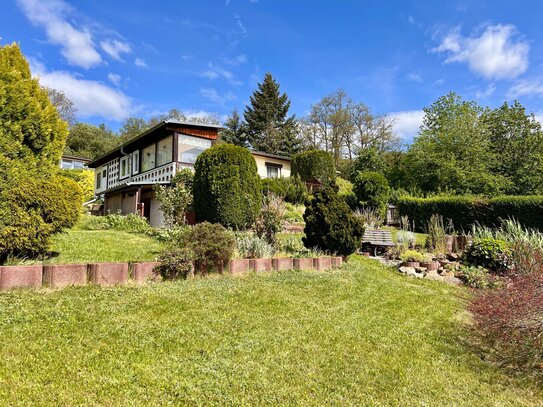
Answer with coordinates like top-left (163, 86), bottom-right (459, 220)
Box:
top-left (336, 177), bottom-right (357, 207)
top-left (352, 171), bottom-right (390, 218)
top-left (193, 143), bottom-right (261, 230)
top-left (397, 230), bottom-right (416, 248)
top-left (84, 213), bottom-right (150, 233)
top-left (469, 269), bottom-right (543, 370)
top-left (400, 250), bottom-right (425, 263)
top-left (235, 234), bottom-right (274, 258)
top-left (291, 150), bottom-right (336, 184)
top-left (353, 207), bottom-right (383, 229)
top-left (283, 203), bottom-right (305, 224)
top-left (277, 235), bottom-right (316, 257)
top-left (458, 265), bottom-right (500, 289)
top-left (59, 168), bottom-right (94, 202)
top-left (425, 214), bottom-right (447, 254)
top-left (464, 237), bottom-right (511, 274)
top-left (303, 185), bottom-right (365, 256)
top-left (150, 226), bottom-right (191, 244)
top-left (0, 166), bottom-right (83, 262)
top-left (253, 193), bottom-right (285, 245)
top-left (155, 248), bottom-right (194, 279)
top-left (397, 195), bottom-right (543, 232)
top-left (154, 168), bottom-right (193, 228)
top-left (185, 222), bottom-right (236, 273)
top-left (261, 176), bottom-right (308, 204)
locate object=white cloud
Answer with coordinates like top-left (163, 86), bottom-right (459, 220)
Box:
top-left (17, 0), bottom-right (102, 69)
top-left (200, 88), bottom-right (236, 105)
top-left (507, 78), bottom-right (543, 98)
top-left (475, 83), bottom-right (496, 99)
top-left (32, 61), bottom-right (133, 121)
top-left (389, 110), bottom-right (424, 140)
top-left (220, 54), bottom-right (247, 66)
top-left (134, 58), bottom-right (147, 68)
top-left (234, 14), bottom-right (247, 35)
top-left (100, 39), bottom-right (131, 61)
top-left (107, 72), bottom-right (122, 86)
top-left (200, 63), bottom-right (242, 85)
top-left (181, 54), bottom-right (193, 61)
top-left (406, 72), bottom-right (422, 83)
top-left (433, 24), bottom-right (530, 80)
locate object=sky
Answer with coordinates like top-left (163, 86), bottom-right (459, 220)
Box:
top-left (2, 0), bottom-right (543, 143)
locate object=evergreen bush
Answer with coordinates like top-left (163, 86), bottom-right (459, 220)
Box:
top-left (185, 222), bottom-right (236, 273)
top-left (352, 171), bottom-right (390, 218)
top-left (303, 185), bottom-right (364, 257)
top-left (193, 143), bottom-right (262, 230)
top-left (291, 150), bottom-right (336, 184)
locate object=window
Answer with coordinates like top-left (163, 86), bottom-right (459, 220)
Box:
top-left (119, 156), bottom-right (129, 179)
top-left (157, 136), bottom-right (173, 166)
top-left (73, 161), bottom-right (85, 169)
top-left (266, 163), bottom-right (282, 178)
top-left (141, 144), bottom-right (156, 172)
top-left (178, 134), bottom-right (212, 164)
top-left (132, 151), bottom-right (140, 174)
top-left (96, 172), bottom-right (102, 189)
top-left (61, 159), bottom-right (73, 169)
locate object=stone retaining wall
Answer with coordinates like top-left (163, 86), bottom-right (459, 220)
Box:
top-left (0, 256), bottom-right (343, 292)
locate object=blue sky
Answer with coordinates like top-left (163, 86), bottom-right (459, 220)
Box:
top-left (2, 0), bottom-right (543, 142)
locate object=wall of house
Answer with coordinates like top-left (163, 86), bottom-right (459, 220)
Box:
top-left (252, 155), bottom-right (291, 178)
top-left (104, 192), bottom-right (122, 214)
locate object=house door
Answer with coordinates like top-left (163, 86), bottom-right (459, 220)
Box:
top-left (141, 198), bottom-right (151, 220)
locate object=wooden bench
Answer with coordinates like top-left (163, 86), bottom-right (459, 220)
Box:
top-left (362, 229), bottom-right (395, 256)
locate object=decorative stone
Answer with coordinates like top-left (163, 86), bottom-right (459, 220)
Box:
top-left (313, 257), bottom-right (332, 271)
top-left (131, 262), bottom-right (161, 282)
top-left (88, 263), bottom-right (129, 285)
top-left (228, 259), bottom-right (251, 274)
top-left (250, 258), bottom-right (272, 273)
top-left (425, 270), bottom-right (441, 280)
top-left (443, 276), bottom-right (463, 285)
top-left (293, 258), bottom-right (314, 270)
top-left (272, 258), bottom-right (294, 271)
top-left (0, 265), bottom-right (43, 290)
top-left (399, 266), bottom-right (415, 274)
top-left (42, 264), bottom-right (87, 288)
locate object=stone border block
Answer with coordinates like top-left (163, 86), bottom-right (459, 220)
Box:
top-left (88, 263), bottom-right (129, 285)
top-left (293, 258), bottom-right (314, 270)
top-left (331, 257), bottom-right (343, 268)
top-left (229, 259), bottom-right (251, 275)
top-left (250, 258), bottom-right (272, 272)
top-left (43, 264), bottom-right (87, 288)
top-left (0, 265), bottom-right (43, 290)
top-left (131, 262), bottom-right (161, 283)
top-left (272, 258), bottom-right (294, 271)
top-left (313, 257), bottom-right (332, 271)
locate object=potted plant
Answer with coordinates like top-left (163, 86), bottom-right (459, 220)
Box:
top-left (400, 250), bottom-right (425, 268)
top-left (420, 254), bottom-right (440, 271)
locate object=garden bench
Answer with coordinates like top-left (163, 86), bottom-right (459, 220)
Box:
top-left (362, 229), bottom-right (395, 256)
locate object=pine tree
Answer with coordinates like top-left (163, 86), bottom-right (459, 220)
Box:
top-left (219, 109), bottom-right (248, 147)
top-left (244, 73), bottom-right (300, 156)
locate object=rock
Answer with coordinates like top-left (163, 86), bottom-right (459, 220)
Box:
top-left (448, 253), bottom-right (460, 261)
top-left (443, 276), bottom-right (463, 286)
top-left (412, 271), bottom-right (424, 279)
top-left (425, 270), bottom-right (441, 280)
top-left (399, 266), bottom-right (415, 275)
top-left (416, 267), bottom-right (427, 273)
top-left (441, 270), bottom-right (455, 278)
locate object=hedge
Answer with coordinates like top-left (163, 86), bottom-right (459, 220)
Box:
top-left (291, 150), bottom-right (336, 184)
top-left (193, 143), bottom-right (261, 230)
top-left (396, 195), bottom-right (543, 232)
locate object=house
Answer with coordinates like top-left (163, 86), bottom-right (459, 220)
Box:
top-left (60, 155), bottom-right (90, 170)
top-left (87, 120), bottom-right (291, 226)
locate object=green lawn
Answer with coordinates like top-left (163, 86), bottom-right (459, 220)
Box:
top-left (47, 228), bottom-right (164, 264)
top-left (0, 257), bottom-right (541, 405)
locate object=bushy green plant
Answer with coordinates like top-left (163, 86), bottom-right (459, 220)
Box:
top-left (352, 171), bottom-right (390, 218)
top-left (303, 185), bottom-right (365, 256)
top-left (458, 265), bottom-right (500, 289)
top-left (155, 248), bottom-right (194, 279)
top-left (193, 143), bottom-right (262, 230)
top-left (291, 149), bottom-right (336, 184)
top-left (283, 203), bottom-right (305, 224)
top-left (400, 250), bottom-right (425, 263)
top-left (253, 193), bottom-right (285, 245)
top-left (464, 237), bottom-right (511, 273)
top-left (277, 235), bottom-right (316, 257)
top-left (154, 168), bottom-right (193, 228)
top-left (261, 175), bottom-right (308, 204)
top-left (353, 207), bottom-right (383, 229)
top-left (185, 222), bottom-right (236, 273)
top-left (150, 226), bottom-right (191, 244)
top-left (84, 213), bottom-right (151, 233)
top-left (336, 177), bottom-right (357, 207)
top-left (397, 230), bottom-right (416, 248)
top-left (235, 234), bottom-right (274, 258)
top-left (426, 214), bottom-right (446, 254)
top-left (59, 168), bottom-right (94, 202)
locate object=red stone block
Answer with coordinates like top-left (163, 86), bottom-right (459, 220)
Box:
top-left (331, 257), bottom-right (343, 268)
top-left (0, 265), bottom-right (43, 290)
top-left (228, 259), bottom-right (251, 275)
top-left (88, 263), bottom-right (129, 285)
top-left (313, 257), bottom-right (332, 271)
top-left (250, 258), bottom-right (272, 272)
top-left (131, 262), bottom-right (161, 283)
top-left (272, 258), bottom-right (294, 271)
top-left (42, 264), bottom-right (87, 288)
top-left (293, 258), bottom-right (314, 270)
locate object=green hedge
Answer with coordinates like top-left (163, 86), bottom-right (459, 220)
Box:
top-left (193, 143), bottom-right (261, 230)
top-left (261, 176), bottom-right (308, 204)
top-left (291, 150), bottom-right (336, 183)
top-left (396, 195), bottom-right (543, 232)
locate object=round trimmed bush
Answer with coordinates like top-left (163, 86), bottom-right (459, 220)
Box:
top-left (464, 237), bottom-right (511, 273)
top-left (193, 143), bottom-right (262, 230)
top-left (353, 171), bottom-right (390, 218)
top-left (155, 248), bottom-right (194, 280)
top-left (291, 150), bottom-right (336, 184)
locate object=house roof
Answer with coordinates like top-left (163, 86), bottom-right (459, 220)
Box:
top-left (87, 120), bottom-right (222, 168)
top-left (61, 155), bottom-right (91, 162)
top-left (250, 150), bottom-right (292, 161)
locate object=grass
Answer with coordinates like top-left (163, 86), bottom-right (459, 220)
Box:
top-left (47, 228), bottom-right (164, 264)
top-left (0, 257), bottom-right (541, 405)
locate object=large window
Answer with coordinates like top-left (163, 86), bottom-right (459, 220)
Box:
top-left (119, 156), bottom-right (129, 179)
top-left (141, 144), bottom-right (156, 172)
top-left (266, 163), bottom-right (282, 178)
top-left (178, 134), bottom-right (212, 164)
top-left (157, 135), bottom-right (173, 166)
top-left (132, 151), bottom-right (139, 174)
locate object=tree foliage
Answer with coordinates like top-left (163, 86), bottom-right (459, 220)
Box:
top-left (154, 168), bottom-right (194, 228)
top-left (64, 123), bottom-right (119, 159)
top-left (244, 73), bottom-right (300, 156)
top-left (193, 143), bottom-right (262, 229)
top-left (303, 185), bottom-right (365, 256)
top-left (352, 171), bottom-right (390, 218)
top-left (219, 109), bottom-right (248, 147)
top-left (291, 149), bottom-right (336, 184)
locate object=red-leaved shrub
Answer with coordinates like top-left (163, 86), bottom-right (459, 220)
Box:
top-left (469, 269), bottom-right (543, 370)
